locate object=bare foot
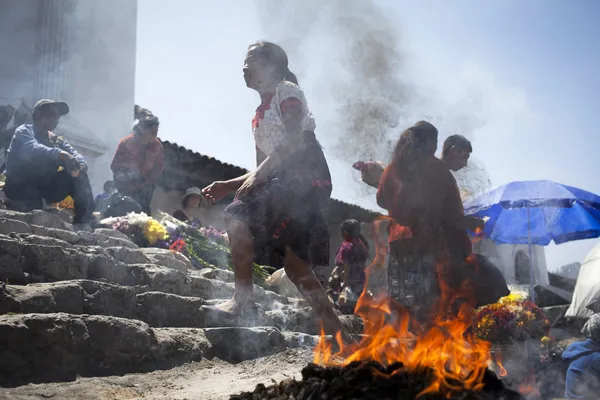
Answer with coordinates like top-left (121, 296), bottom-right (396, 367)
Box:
top-left (214, 298), bottom-right (243, 315)
top-left (213, 295), bottom-right (256, 316)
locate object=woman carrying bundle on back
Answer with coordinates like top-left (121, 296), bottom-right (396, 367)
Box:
top-left (376, 121), bottom-right (467, 325)
top-left (201, 41), bottom-right (347, 337)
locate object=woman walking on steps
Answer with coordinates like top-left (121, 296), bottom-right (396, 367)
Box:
top-left (202, 41), bottom-right (345, 335)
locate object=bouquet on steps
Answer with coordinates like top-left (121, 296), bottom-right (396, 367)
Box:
top-left (155, 211), bottom-right (272, 281)
top-left (100, 211), bottom-right (271, 281)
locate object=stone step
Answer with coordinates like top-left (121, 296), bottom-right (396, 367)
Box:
top-left (0, 279), bottom-right (302, 329)
top-left (0, 209), bottom-right (73, 232)
top-left (0, 313), bottom-right (316, 386)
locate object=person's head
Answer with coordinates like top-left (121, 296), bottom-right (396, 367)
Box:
top-left (442, 134), bottom-right (472, 171)
top-left (182, 187), bottom-right (203, 209)
top-left (134, 115), bottom-right (159, 145)
top-left (104, 181), bottom-right (115, 193)
top-left (32, 99), bottom-right (69, 131)
top-left (340, 219), bottom-right (361, 241)
top-left (581, 313), bottom-right (600, 343)
top-left (243, 41), bottom-right (298, 91)
top-left (390, 121), bottom-right (438, 177)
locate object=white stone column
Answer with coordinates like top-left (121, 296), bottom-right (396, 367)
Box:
top-left (32, 0), bottom-right (76, 103)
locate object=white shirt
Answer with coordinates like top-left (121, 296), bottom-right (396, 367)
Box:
top-left (252, 80), bottom-right (316, 157)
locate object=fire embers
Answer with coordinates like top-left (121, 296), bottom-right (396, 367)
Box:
top-left (232, 361), bottom-right (524, 400)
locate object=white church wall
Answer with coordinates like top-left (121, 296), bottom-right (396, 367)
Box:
top-left (477, 242), bottom-right (549, 286)
top-left (0, 1), bottom-right (39, 106)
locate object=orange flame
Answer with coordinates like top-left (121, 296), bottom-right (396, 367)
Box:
top-left (517, 370), bottom-right (539, 396)
top-left (314, 216), bottom-right (493, 397)
top-left (493, 349), bottom-right (508, 377)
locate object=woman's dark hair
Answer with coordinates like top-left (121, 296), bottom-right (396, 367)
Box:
top-left (249, 41), bottom-right (298, 85)
top-left (340, 219), bottom-right (370, 251)
top-left (134, 115), bottom-right (159, 134)
top-left (390, 120), bottom-right (438, 183)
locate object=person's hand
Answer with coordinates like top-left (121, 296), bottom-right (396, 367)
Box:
top-left (235, 173), bottom-right (257, 199)
top-left (360, 162), bottom-right (385, 188)
top-left (59, 151), bottom-right (81, 176)
top-left (58, 150), bottom-right (75, 164)
top-left (202, 181), bottom-right (234, 204)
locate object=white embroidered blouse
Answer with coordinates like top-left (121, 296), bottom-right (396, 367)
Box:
top-left (252, 80), bottom-right (316, 157)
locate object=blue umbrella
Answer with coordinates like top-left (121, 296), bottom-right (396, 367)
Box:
top-left (464, 180), bottom-right (600, 301)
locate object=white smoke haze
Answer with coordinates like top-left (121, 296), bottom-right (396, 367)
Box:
top-left (253, 0), bottom-right (534, 206)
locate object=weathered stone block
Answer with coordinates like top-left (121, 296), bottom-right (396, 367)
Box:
top-left (154, 327), bottom-right (212, 363)
top-left (93, 228), bottom-right (131, 242)
top-left (0, 210), bottom-right (29, 223)
top-left (136, 291), bottom-right (205, 327)
top-left (203, 326), bottom-right (286, 363)
top-left (0, 219), bottom-right (31, 235)
top-left (266, 307), bottom-right (320, 335)
top-left (105, 247), bottom-right (150, 265)
top-left (0, 282), bottom-right (84, 315)
top-left (28, 210), bottom-right (72, 231)
top-left (0, 313), bottom-right (160, 385)
top-left (86, 254), bottom-right (130, 286)
top-left (140, 248), bottom-right (188, 273)
top-left (188, 275), bottom-right (234, 299)
top-left (127, 264), bottom-right (190, 295)
top-left (20, 234), bottom-right (74, 249)
top-left (75, 279), bottom-right (138, 319)
top-left (78, 231), bottom-right (137, 249)
top-left (0, 236), bottom-right (25, 283)
top-left (30, 225), bottom-right (80, 244)
top-left (21, 243), bottom-right (89, 281)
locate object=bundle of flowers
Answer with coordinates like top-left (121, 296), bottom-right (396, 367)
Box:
top-left (156, 211), bottom-right (271, 281)
top-left (198, 226), bottom-right (229, 247)
top-left (101, 211), bottom-right (271, 281)
top-left (102, 212), bottom-right (169, 246)
top-left (473, 293), bottom-right (551, 344)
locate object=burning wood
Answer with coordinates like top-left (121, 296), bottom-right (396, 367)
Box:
top-left (231, 361), bottom-right (524, 399)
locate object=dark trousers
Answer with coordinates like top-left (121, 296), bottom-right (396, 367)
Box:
top-left (5, 170), bottom-right (94, 223)
top-left (114, 181), bottom-right (154, 215)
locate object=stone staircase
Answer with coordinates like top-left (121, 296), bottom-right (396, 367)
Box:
top-left (0, 209), bottom-right (361, 387)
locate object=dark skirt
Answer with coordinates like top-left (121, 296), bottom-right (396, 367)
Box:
top-left (225, 132), bottom-right (332, 266)
top-left (387, 240), bottom-right (440, 322)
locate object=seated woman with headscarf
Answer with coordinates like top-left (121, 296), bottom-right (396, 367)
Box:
top-left (563, 313), bottom-right (600, 399)
top-left (172, 187), bottom-right (203, 225)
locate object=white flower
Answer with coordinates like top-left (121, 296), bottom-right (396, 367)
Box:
top-left (127, 212), bottom-right (151, 228)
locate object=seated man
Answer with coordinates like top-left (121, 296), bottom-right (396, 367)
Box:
top-left (110, 116), bottom-right (164, 215)
top-left (3, 99), bottom-right (94, 224)
top-left (95, 180), bottom-right (116, 213)
top-left (563, 313), bottom-right (600, 399)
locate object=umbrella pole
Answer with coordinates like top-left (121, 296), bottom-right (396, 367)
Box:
top-left (527, 207), bottom-right (536, 303)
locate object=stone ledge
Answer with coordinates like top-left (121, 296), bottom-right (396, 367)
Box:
top-left (0, 313), bottom-right (313, 386)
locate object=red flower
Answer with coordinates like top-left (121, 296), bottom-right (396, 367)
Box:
top-left (170, 239), bottom-right (187, 252)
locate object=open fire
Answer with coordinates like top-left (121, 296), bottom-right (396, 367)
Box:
top-left (312, 217), bottom-right (501, 397)
top-left (234, 218), bottom-right (530, 399)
